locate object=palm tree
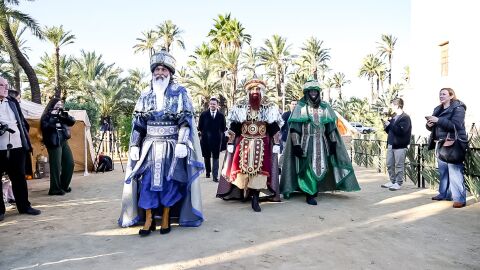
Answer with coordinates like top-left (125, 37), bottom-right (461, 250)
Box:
top-left (133, 30), bottom-right (157, 60)
top-left (188, 42), bottom-right (217, 67)
top-left (126, 68), bottom-right (148, 93)
top-left (0, 18), bottom-right (29, 92)
top-left (0, 0), bottom-right (43, 103)
top-left (184, 65), bottom-right (222, 111)
top-left (359, 54), bottom-right (385, 103)
top-left (207, 13), bottom-right (250, 111)
top-left (299, 37), bottom-right (330, 80)
top-left (43, 25), bottom-right (75, 98)
top-left (36, 52), bottom-right (75, 103)
top-left (214, 47), bottom-right (240, 110)
top-left (240, 46), bottom-right (260, 78)
top-left (331, 72), bottom-right (350, 101)
top-left (156, 20), bottom-right (185, 53)
top-left (208, 13), bottom-right (251, 50)
top-left (377, 34), bottom-right (397, 86)
top-left (72, 50), bottom-right (115, 96)
top-left (322, 77), bottom-right (335, 103)
top-left (285, 72), bottom-right (307, 102)
top-left (259, 34), bottom-right (292, 100)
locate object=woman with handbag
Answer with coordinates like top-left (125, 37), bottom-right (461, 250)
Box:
top-left (40, 98), bottom-right (76, 196)
top-left (426, 88), bottom-right (468, 208)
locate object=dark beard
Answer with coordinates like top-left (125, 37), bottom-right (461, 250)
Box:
top-left (249, 93), bottom-right (261, 110)
top-left (306, 93), bottom-right (321, 108)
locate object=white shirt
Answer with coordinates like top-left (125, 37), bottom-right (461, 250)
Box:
top-left (0, 98), bottom-right (22, 150)
top-left (210, 110), bottom-right (217, 118)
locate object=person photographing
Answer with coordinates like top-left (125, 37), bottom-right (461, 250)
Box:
top-left (40, 97), bottom-right (76, 196)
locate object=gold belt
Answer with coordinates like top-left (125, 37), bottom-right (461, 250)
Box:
top-left (241, 122), bottom-right (267, 138)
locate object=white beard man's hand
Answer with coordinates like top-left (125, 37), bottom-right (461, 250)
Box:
top-left (130, 146), bottom-right (140, 161)
top-left (174, 143), bottom-right (188, 158)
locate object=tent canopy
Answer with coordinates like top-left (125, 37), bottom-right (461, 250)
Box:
top-left (20, 100), bottom-right (95, 175)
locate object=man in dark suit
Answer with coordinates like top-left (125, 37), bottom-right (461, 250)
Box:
top-left (280, 100), bottom-right (297, 153)
top-left (198, 97), bottom-right (226, 182)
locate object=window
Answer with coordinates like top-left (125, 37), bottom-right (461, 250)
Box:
top-left (439, 41), bottom-right (449, 77)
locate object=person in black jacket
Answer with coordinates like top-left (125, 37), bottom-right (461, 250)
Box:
top-left (381, 98), bottom-right (412, 191)
top-left (0, 76), bottom-right (41, 221)
top-left (198, 97), bottom-right (226, 182)
top-left (280, 100), bottom-right (297, 153)
top-left (40, 97), bottom-right (76, 196)
top-left (426, 88), bottom-right (468, 208)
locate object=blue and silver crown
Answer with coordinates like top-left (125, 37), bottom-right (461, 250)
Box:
top-left (150, 48), bottom-right (176, 74)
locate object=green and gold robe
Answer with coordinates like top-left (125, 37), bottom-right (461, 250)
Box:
top-left (280, 99), bottom-right (360, 198)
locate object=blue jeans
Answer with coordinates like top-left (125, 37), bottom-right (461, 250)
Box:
top-left (437, 158), bottom-right (466, 203)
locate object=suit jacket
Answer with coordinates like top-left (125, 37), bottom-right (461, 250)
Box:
top-left (198, 110), bottom-right (226, 156)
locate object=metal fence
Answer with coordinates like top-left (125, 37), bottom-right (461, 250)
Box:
top-left (351, 125), bottom-right (480, 200)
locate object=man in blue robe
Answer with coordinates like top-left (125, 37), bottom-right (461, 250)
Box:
top-left (118, 49), bottom-right (204, 236)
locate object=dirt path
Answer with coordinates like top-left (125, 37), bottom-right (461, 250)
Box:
top-left (1, 165), bottom-right (479, 270)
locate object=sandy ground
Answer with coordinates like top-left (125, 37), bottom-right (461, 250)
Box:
top-left (1, 163), bottom-right (479, 270)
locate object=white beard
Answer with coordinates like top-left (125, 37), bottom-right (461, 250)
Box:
top-left (152, 75), bottom-right (170, 110)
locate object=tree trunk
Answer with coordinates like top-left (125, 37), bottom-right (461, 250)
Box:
top-left (55, 47), bottom-right (61, 98)
top-left (370, 78), bottom-right (375, 104)
top-left (1, 21), bottom-right (41, 104)
top-left (231, 70), bottom-right (237, 106)
top-left (388, 56), bottom-right (392, 86)
top-left (338, 87), bottom-right (343, 100)
top-left (13, 66), bottom-right (20, 92)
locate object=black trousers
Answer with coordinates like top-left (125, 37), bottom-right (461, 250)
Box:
top-left (0, 148), bottom-right (32, 214)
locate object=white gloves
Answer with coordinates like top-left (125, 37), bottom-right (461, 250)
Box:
top-left (175, 143), bottom-right (188, 158)
top-left (227, 144), bottom-right (234, 153)
top-left (272, 145), bottom-right (281, 154)
top-left (130, 146), bottom-right (140, 161)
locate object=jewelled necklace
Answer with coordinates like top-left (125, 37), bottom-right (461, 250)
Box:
top-left (247, 106), bottom-right (259, 121)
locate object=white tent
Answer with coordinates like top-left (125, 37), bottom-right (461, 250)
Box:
top-left (20, 100), bottom-right (95, 176)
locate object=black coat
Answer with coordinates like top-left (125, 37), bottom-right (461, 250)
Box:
top-left (198, 110), bottom-right (226, 157)
top-left (281, 111), bottom-right (292, 142)
top-left (384, 112), bottom-right (412, 149)
top-left (41, 111), bottom-right (76, 148)
top-left (426, 100), bottom-right (467, 150)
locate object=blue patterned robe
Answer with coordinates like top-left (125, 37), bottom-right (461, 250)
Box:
top-left (118, 82), bottom-right (204, 227)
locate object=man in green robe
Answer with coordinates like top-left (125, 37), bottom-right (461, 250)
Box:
top-left (280, 78), bottom-right (360, 205)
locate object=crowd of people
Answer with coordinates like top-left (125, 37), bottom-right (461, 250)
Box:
top-left (117, 49), bottom-right (470, 238)
top-left (0, 49), bottom-right (470, 232)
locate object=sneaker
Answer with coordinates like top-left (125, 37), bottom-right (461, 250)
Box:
top-left (381, 182), bottom-right (394, 188)
top-left (389, 183), bottom-right (402, 191)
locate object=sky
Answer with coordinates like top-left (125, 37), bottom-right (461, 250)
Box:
top-left (17, 0), bottom-right (411, 99)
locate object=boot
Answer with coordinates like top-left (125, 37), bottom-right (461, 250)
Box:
top-left (139, 209), bottom-right (156, 236)
top-left (160, 207), bottom-right (171, 234)
top-left (251, 190), bottom-right (261, 212)
top-left (306, 194), bottom-right (317, 205)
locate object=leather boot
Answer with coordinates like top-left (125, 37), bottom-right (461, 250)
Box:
top-left (139, 209), bottom-right (156, 236)
top-left (251, 190), bottom-right (261, 212)
top-left (160, 207), bottom-right (171, 234)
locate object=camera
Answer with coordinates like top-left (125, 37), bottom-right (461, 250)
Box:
top-left (0, 122), bottom-right (15, 136)
top-left (55, 108), bottom-right (70, 118)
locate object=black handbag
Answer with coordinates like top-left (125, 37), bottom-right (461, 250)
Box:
top-left (436, 126), bottom-right (467, 164)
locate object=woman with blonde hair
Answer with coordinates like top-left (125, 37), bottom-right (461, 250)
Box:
top-left (426, 88), bottom-right (468, 208)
